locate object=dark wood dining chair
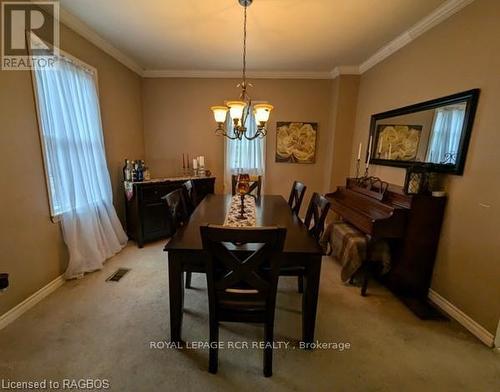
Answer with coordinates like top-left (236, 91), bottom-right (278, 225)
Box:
top-left (231, 174), bottom-right (262, 198)
top-left (288, 181), bottom-right (307, 215)
top-left (163, 189), bottom-right (193, 287)
top-left (281, 192), bottom-right (330, 293)
top-left (182, 180), bottom-right (196, 214)
top-left (182, 180), bottom-right (198, 287)
top-left (200, 225), bottom-right (287, 377)
top-left (304, 192), bottom-right (331, 243)
top-left (163, 188), bottom-right (190, 230)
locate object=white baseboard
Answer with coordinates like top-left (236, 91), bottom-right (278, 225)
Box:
top-left (495, 319), bottom-right (500, 349)
top-left (0, 275), bottom-right (65, 330)
top-left (428, 289), bottom-right (494, 347)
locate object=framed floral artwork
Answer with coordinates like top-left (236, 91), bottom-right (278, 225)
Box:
top-left (374, 124), bottom-right (422, 161)
top-left (275, 122), bottom-right (318, 164)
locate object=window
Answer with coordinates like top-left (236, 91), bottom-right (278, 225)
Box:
top-left (32, 51), bottom-right (110, 217)
top-left (31, 45), bottom-right (127, 279)
top-left (426, 104), bottom-right (466, 164)
top-left (224, 106), bottom-right (266, 192)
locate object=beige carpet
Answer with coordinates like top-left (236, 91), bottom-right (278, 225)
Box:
top-left (0, 241), bottom-right (498, 391)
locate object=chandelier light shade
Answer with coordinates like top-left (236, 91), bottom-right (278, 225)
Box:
top-left (210, 0), bottom-right (273, 140)
top-left (254, 103), bottom-right (274, 123)
top-left (211, 106), bottom-right (229, 123)
top-left (227, 101), bottom-right (246, 121)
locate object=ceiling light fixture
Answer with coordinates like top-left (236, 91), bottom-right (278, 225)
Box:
top-left (210, 0), bottom-right (273, 140)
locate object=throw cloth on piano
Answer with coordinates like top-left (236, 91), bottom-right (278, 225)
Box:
top-left (321, 221), bottom-right (391, 282)
top-left (224, 195), bottom-right (257, 227)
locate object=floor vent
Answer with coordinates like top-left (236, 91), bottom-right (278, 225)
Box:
top-left (106, 268), bottom-right (130, 282)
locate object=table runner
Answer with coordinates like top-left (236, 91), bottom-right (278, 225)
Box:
top-left (223, 195), bottom-right (257, 227)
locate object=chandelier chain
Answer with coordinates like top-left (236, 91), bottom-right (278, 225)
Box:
top-left (211, 0), bottom-right (271, 141)
top-left (242, 3), bottom-right (247, 86)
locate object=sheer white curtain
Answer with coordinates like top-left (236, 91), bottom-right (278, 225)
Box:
top-left (426, 106), bottom-right (465, 164)
top-left (34, 56), bottom-right (127, 279)
top-left (224, 107), bottom-right (266, 192)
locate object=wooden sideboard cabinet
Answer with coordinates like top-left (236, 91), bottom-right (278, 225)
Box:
top-left (125, 177), bottom-right (215, 247)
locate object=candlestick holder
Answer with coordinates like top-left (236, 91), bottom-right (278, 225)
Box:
top-left (355, 159), bottom-right (361, 178)
top-left (237, 194), bottom-right (246, 220)
top-left (236, 174), bottom-right (250, 219)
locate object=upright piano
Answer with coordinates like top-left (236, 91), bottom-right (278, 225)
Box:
top-left (326, 177), bottom-right (447, 315)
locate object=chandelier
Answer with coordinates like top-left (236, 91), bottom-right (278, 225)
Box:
top-left (210, 0), bottom-right (273, 140)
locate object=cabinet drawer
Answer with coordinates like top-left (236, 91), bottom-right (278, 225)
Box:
top-left (141, 184), bottom-right (172, 203)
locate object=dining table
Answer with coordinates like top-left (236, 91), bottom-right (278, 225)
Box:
top-left (164, 193), bottom-right (324, 345)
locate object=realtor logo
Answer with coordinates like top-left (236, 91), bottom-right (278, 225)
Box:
top-left (1, 1), bottom-right (59, 70)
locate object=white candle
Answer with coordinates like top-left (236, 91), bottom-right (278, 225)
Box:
top-left (357, 143), bottom-right (362, 160)
top-left (366, 136), bottom-right (372, 168)
top-left (192, 158), bottom-right (198, 170)
top-left (378, 141), bottom-right (382, 154)
top-left (388, 143), bottom-right (392, 159)
top-left (199, 156), bottom-right (205, 167)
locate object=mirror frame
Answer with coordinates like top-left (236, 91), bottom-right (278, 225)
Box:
top-left (368, 89), bottom-right (480, 175)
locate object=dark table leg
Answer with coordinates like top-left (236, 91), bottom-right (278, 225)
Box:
top-left (168, 251), bottom-right (184, 343)
top-left (302, 255), bottom-right (322, 345)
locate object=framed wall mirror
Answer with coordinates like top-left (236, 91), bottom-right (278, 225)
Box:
top-left (368, 89), bottom-right (480, 175)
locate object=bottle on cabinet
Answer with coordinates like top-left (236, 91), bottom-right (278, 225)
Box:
top-left (138, 160), bottom-right (145, 182)
top-left (135, 160), bottom-right (143, 182)
top-left (131, 160), bottom-right (137, 182)
top-left (123, 159), bottom-right (129, 181)
top-left (123, 159), bottom-right (134, 181)
top-left (124, 159), bottom-right (149, 182)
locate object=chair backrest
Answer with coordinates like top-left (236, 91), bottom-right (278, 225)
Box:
top-left (304, 193), bottom-right (331, 243)
top-left (200, 225), bottom-right (286, 315)
top-left (183, 180), bottom-right (196, 214)
top-left (163, 188), bottom-right (190, 232)
top-left (231, 174), bottom-right (262, 198)
top-left (288, 181), bottom-right (307, 215)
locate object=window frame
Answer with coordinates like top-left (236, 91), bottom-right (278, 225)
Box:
top-left (29, 37), bottom-right (100, 221)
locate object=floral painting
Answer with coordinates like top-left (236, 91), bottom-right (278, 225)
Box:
top-left (375, 124), bottom-right (422, 161)
top-left (275, 122), bottom-right (318, 164)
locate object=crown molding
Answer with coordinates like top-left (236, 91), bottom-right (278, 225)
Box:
top-left (359, 0), bottom-right (475, 73)
top-left (142, 69), bottom-right (333, 79)
top-left (330, 65), bottom-right (360, 79)
top-left (57, 7), bottom-right (144, 76)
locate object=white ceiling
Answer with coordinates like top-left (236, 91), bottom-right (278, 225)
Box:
top-left (59, 0), bottom-right (448, 73)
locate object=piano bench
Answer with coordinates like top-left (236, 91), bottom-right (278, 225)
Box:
top-left (350, 261), bottom-right (383, 297)
top-left (323, 221), bottom-right (391, 296)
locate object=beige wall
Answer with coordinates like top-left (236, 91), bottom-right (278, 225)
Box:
top-left (142, 78), bottom-right (333, 213)
top-left (350, 0), bottom-right (500, 334)
top-left (325, 75), bottom-right (360, 190)
top-left (0, 22), bottom-right (144, 315)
